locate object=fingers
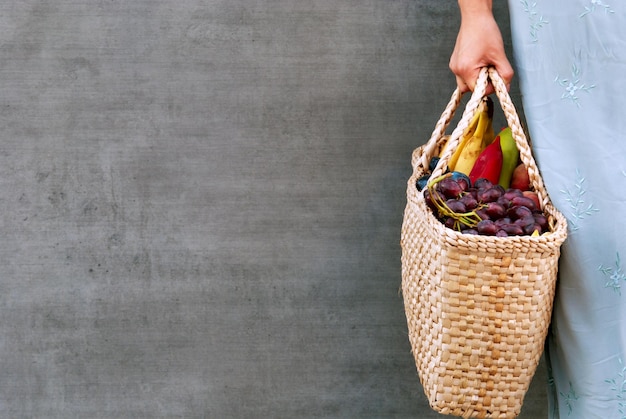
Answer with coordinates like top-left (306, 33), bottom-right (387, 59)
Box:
top-left (493, 60), bottom-right (514, 92)
top-left (454, 66), bottom-right (480, 93)
top-left (456, 65), bottom-right (513, 95)
top-left (456, 71), bottom-right (494, 96)
top-left (455, 75), bottom-right (471, 94)
top-left (496, 62), bottom-right (514, 89)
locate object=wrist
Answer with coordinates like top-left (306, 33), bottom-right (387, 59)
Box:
top-left (458, 0), bottom-right (493, 18)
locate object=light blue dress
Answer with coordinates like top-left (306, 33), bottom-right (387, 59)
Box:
top-left (506, 1), bottom-right (626, 417)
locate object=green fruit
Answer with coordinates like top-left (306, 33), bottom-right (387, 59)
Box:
top-left (497, 127), bottom-right (520, 189)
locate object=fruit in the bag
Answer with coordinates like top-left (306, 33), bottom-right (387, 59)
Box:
top-left (449, 171), bottom-right (471, 191)
top-left (503, 188), bottom-right (523, 200)
top-left (437, 136), bottom-right (452, 158)
top-left (476, 219), bottom-right (499, 235)
top-left (448, 97), bottom-right (493, 174)
top-left (459, 193), bottom-right (479, 210)
top-left (428, 157), bottom-right (440, 172)
top-left (423, 173), bottom-right (550, 236)
top-left (483, 103), bottom-right (495, 147)
top-left (496, 127), bottom-right (520, 189)
top-left (415, 156), bottom-right (444, 191)
top-left (483, 96), bottom-right (496, 146)
top-left (444, 110), bottom-right (481, 168)
top-left (484, 202), bottom-right (506, 219)
top-left (474, 178), bottom-right (494, 190)
top-left (475, 207), bottom-right (490, 221)
top-left (476, 184), bottom-right (504, 203)
top-left (446, 199), bottom-right (466, 213)
top-left (533, 212), bottom-right (549, 231)
top-left (510, 195), bottom-right (538, 212)
top-left (523, 191), bottom-right (541, 210)
top-left (469, 136), bottom-right (503, 185)
top-left (416, 174), bottom-right (430, 191)
top-left (500, 223), bottom-right (525, 236)
top-left (508, 205), bottom-right (533, 220)
top-left (438, 177), bottom-right (464, 199)
top-left (510, 163), bottom-right (531, 191)
top-left (451, 110), bottom-right (491, 175)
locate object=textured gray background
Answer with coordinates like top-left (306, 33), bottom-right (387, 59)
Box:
top-left (1, 1), bottom-right (545, 418)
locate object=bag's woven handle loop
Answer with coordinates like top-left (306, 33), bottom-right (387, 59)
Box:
top-left (413, 88), bottom-right (462, 171)
top-left (488, 67), bottom-right (549, 208)
top-left (415, 69), bottom-right (490, 173)
top-left (428, 68), bottom-right (490, 178)
top-left (424, 67), bottom-right (551, 209)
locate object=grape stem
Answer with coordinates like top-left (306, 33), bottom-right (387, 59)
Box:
top-left (426, 173), bottom-right (484, 231)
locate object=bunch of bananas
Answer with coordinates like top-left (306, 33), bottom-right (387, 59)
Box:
top-left (440, 96), bottom-right (495, 175)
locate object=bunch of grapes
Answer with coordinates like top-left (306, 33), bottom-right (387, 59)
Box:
top-left (423, 173), bottom-right (549, 237)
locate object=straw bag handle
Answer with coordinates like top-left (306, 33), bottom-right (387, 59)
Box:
top-left (413, 87), bottom-right (463, 171)
top-left (488, 67), bottom-right (549, 209)
top-left (428, 67), bottom-right (550, 210)
top-left (415, 69), bottom-right (489, 173)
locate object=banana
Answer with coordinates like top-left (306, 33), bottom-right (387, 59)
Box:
top-left (437, 135), bottom-right (451, 159)
top-left (483, 111), bottom-right (495, 147)
top-left (452, 98), bottom-right (493, 175)
top-left (445, 106), bottom-right (482, 169)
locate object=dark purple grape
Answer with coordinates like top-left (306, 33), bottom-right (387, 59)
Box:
top-left (508, 205), bottom-right (533, 220)
top-left (424, 189), bottom-right (444, 212)
top-left (484, 202), bottom-right (506, 219)
top-left (474, 178), bottom-right (493, 189)
top-left (464, 228), bottom-right (479, 235)
top-left (476, 219), bottom-right (499, 235)
top-left (459, 194), bottom-right (479, 210)
top-left (438, 178), bottom-right (463, 199)
top-left (458, 179), bottom-right (470, 192)
top-left (492, 185), bottom-right (506, 195)
top-left (423, 189), bottom-right (435, 210)
top-left (501, 223), bottom-right (524, 236)
top-left (477, 187), bottom-right (503, 203)
top-left (497, 196), bottom-right (511, 208)
top-left (494, 217), bottom-right (512, 227)
top-left (510, 196), bottom-right (538, 212)
top-left (514, 215), bottom-right (536, 229)
top-left (475, 208), bottom-right (491, 221)
top-left (444, 217), bottom-right (456, 229)
top-left (446, 199), bottom-right (467, 214)
top-left (503, 189), bottom-right (524, 201)
top-left (496, 229), bottom-right (508, 237)
top-left (533, 213), bottom-right (549, 231)
top-left (524, 223), bottom-right (542, 235)
top-left (450, 171), bottom-right (471, 192)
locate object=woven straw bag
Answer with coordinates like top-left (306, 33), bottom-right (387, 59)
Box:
top-left (400, 67), bottom-right (568, 418)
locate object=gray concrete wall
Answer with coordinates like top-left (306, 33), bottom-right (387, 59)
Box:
top-left (1, 1), bottom-right (545, 418)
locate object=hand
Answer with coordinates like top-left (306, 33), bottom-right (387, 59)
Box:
top-left (449, 1), bottom-right (514, 95)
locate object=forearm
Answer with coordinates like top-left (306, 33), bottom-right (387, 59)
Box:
top-left (450, 0), bottom-right (513, 92)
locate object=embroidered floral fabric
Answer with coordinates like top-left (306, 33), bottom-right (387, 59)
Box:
top-left (507, 1), bottom-right (626, 417)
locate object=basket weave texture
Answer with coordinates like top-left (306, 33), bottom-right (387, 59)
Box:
top-left (400, 68), bottom-right (568, 419)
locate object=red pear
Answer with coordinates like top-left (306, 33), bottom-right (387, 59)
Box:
top-left (510, 163), bottom-right (531, 191)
